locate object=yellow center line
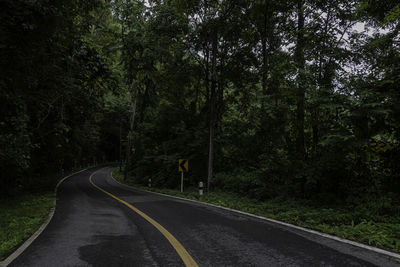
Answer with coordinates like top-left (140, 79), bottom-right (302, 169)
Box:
top-left (89, 168), bottom-right (199, 267)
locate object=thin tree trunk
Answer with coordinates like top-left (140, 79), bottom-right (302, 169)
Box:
top-left (139, 81), bottom-right (150, 124)
top-left (124, 88), bottom-right (137, 180)
top-left (207, 31), bottom-right (218, 192)
top-left (312, 11), bottom-right (331, 155)
top-left (205, 45), bottom-right (210, 103)
top-left (207, 118), bottom-right (215, 191)
top-left (295, 0), bottom-right (306, 159)
top-left (260, 3), bottom-right (268, 111)
top-left (312, 109), bottom-right (319, 153)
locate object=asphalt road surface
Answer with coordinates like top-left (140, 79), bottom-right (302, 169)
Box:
top-left (9, 167), bottom-right (400, 266)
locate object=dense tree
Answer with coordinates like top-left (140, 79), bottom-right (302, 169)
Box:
top-left (0, 0), bottom-right (125, 194)
top-left (116, 0), bottom-right (399, 208)
top-left (1, 0), bottom-right (399, 215)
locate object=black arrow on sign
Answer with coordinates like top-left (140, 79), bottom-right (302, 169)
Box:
top-left (179, 160), bottom-right (188, 172)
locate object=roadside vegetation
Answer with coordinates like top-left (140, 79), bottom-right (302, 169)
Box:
top-left (113, 168), bottom-right (400, 253)
top-left (0, 193), bottom-right (53, 261)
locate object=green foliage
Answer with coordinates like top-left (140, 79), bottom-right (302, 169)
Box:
top-left (112, 0), bottom-right (400, 219)
top-left (0, 193), bottom-right (54, 260)
top-left (0, 0), bottom-right (126, 194)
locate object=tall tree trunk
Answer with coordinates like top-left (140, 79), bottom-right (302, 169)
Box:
top-left (139, 81), bottom-right (150, 124)
top-left (124, 87), bottom-right (137, 180)
top-left (204, 44), bottom-right (210, 103)
top-left (312, 109), bottom-right (319, 153)
top-left (295, 0), bottom-right (306, 159)
top-left (312, 11), bottom-right (330, 155)
top-left (207, 114), bottom-right (215, 191)
top-left (207, 31), bottom-right (217, 192)
top-left (312, 54), bottom-right (323, 154)
top-left (260, 3), bottom-right (269, 111)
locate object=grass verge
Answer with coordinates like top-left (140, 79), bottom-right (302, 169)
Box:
top-left (0, 192), bottom-right (54, 261)
top-left (112, 168), bottom-right (400, 254)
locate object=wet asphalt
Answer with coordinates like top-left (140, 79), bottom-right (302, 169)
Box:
top-left (9, 167), bottom-right (400, 266)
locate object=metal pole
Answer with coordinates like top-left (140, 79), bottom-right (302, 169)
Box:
top-left (119, 125), bottom-right (122, 171)
top-left (181, 172), bottom-right (184, 192)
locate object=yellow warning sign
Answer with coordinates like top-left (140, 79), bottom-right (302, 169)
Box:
top-left (178, 159), bottom-right (188, 172)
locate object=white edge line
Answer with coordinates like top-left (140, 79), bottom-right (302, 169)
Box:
top-left (109, 169), bottom-right (400, 260)
top-left (0, 167), bottom-right (90, 267)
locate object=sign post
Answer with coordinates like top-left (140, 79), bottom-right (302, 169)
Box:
top-left (181, 172), bottom-right (184, 192)
top-left (178, 159), bottom-right (188, 192)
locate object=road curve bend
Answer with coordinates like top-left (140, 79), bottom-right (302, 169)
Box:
top-left (8, 167), bottom-right (399, 267)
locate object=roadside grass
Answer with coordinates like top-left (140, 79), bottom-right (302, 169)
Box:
top-left (113, 168), bottom-right (400, 254)
top-left (0, 192), bottom-right (54, 261)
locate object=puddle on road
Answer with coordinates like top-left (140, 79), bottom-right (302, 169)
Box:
top-left (79, 235), bottom-right (158, 267)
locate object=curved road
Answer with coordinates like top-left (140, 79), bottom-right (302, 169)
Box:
top-left (9, 167), bottom-right (399, 266)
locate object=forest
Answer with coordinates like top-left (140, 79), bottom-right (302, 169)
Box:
top-left (1, 0), bottom-right (399, 223)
